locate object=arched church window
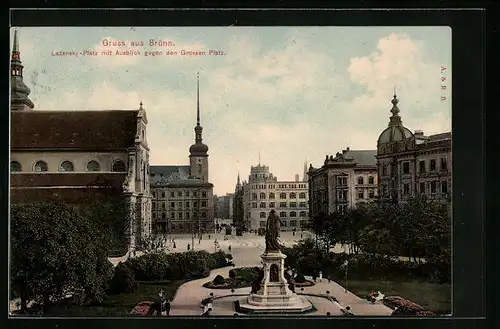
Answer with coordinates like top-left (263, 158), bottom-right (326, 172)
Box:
top-left (112, 160), bottom-right (126, 172)
top-left (34, 160), bottom-right (48, 172)
top-left (86, 160), bottom-right (100, 172)
top-left (59, 161), bottom-right (74, 172)
top-left (10, 161), bottom-right (22, 172)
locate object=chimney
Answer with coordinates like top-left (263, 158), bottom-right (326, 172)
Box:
top-left (295, 174), bottom-right (299, 182)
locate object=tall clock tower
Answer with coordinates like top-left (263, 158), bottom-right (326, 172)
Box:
top-left (189, 73), bottom-right (209, 182)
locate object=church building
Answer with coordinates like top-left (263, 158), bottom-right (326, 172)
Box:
top-left (9, 30), bottom-right (152, 251)
top-left (149, 74), bottom-right (215, 235)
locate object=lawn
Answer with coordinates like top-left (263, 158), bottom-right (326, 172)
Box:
top-left (40, 280), bottom-right (185, 317)
top-left (345, 279), bottom-right (451, 314)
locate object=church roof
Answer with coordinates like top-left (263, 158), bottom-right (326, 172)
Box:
top-left (150, 165), bottom-right (191, 185)
top-left (11, 110), bottom-right (139, 150)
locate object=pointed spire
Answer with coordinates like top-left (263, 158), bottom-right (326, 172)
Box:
top-left (11, 29), bottom-right (34, 111)
top-left (388, 92), bottom-right (402, 127)
top-left (13, 29), bottom-right (19, 53)
top-left (303, 158), bottom-right (308, 181)
top-left (196, 71), bottom-right (200, 126)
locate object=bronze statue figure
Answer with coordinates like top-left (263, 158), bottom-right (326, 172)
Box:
top-left (265, 210), bottom-right (284, 252)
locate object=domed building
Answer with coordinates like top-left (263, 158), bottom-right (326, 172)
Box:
top-left (376, 94), bottom-right (452, 205)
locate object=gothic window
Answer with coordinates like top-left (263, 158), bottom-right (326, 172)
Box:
top-left (280, 192), bottom-right (287, 199)
top-left (86, 160), bottom-right (100, 172)
top-left (10, 161), bottom-right (22, 172)
top-left (368, 176), bottom-right (374, 185)
top-left (34, 160), bottom-right (48, 172)
top-left (279, 211), bottom-right (287, 218)
top-left (299, 192), bottom-right (306, 199)
top-left (112, 160), bottom-right (126, 172)
top-left (260, 192), bottom-right (266, 199)
top-left (269, 192), bottom-right (275, 199)
top-left (357, 176), bottom-right (364, 185)
top-left (260, 212), bottom-right (266, 218)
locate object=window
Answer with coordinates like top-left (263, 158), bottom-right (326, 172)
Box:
top-left (289, 220), bottom-right (297, 227)
top-left (368, 190), bottom-right (375, 199)
top-left (178, 213), bottom-right (183, 220)
top-left (403, 162), bottom-right (410, 174)
top-left (86, 160), bottom-right (100, 172)
top-left (252, 193), bottom-right (258, 200)
top-left (178, 191), bottom-right (183, 197)
top-left (260, 202), bottom-right (266, 208)
top-left (357, 176), bottom-right (364, 185)
top-left (269, 192), bottom-right (275, 199)
top-left (34, 160), bottom-right (48, 172)
top-left (171, 213), bottom-right (175, 220)
top-left (382, 165), bottom-right (387, 176)
top-left (252, 202), bottom-right (257, 208)
top-left (441, 181), bottom-right (448, 194)
top-left (194, 201), bottom-right (198, 208)
top-left (260, 192), bottom-right (266, 199)
top-left (186, 201), bottom-right (190, 208)
top-left (289, 202), bottom-right (297, 208)
top-left (430, 159), bottom-right (436, 171)
top-left (59, 161), bottom-right (74, 172)
top-left (300, 220), bottom-right (308, 228)
top-left (186, 191), bottom-right (190, 197)
top-left (337, 205), bottom-right (347, 214)
top-left (170, 202), bottom-right (175, 208)
top-left (202, 191), bottom-right (207, 197)
top-left (420, 182), bottom-right (426, 194)
top-left (403, 183), bottom-right (410, 195)
top-left (279, 211), bottom-right (286, 218)
top-left (171, 192), bottom-right (175, 197)
top-left (337, 190), bottom-right (347, 200)
top-left (193, 191), bottom-right (198, 197)
top-left (419, 161), bottom-right (426, 173)
top-left (10, 161), bottom-right (22, 172)
top-left (153, 191), bottom-right (156, 198)
top-left (162, 202), bottom-right (166, 209)
top-left (280, 192), bottom-right (287, 199)
top-left (202, 201), bottom-right (207, 207)
top-left (152, 202), bottom-right (157, 208)
top-left (358, 190), bottom-right (364, 199)
top-left (289, 211), bottom-right (297, 217)
top-left (186, 212), bottom-right (190, 219)
top-left (299, 202), bottom-right (307, 208)
top-left (178, 201), bottom-right (183, 208)
top-left (336, 176), bottom-right (347, 187)
top-left (430, 181), bottom-right (437, 194)
top-left (269, 202), bottom-right (275, 208)
top-left (260, 221), bottom-right (266, 228)
top-left (299, 211), bottom-right (307, 217)
top-left (299, 192), bottom-right (306, 199)
top-left (260, 212), bottom-right (266, 218)
top-left (368, 176), bottom-right (374, 185)
top-left (161, 192), bottom-right (165, 198)
top-left (279, 202), bottom-right (287, 208)
top-left (289, 192), bottom-right (296, 199)
top-left (441, 158), bottom-right (448, 171)
top-left (112, 160), bottom-right (126, 172)
top-left (201, 212), bottom-right (207, 218)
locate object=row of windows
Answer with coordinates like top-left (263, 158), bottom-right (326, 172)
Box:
top-left (258, 211), bottom-right (308, 218)
top-left (259, 219), bottom-right (308, 227)
top-left (251, 192), bottom-right (307, 200)
top-left (402, 180), bottom-right (449, 195)
top-left (356, 176), bottom-right (375, 185)
top-left (382, 158), bottom-right (448, 176)
top-left (152, 200), bottom-right (209, 209)
top-left (251, 201), bottom-right (308, 209)
top-left (10, 160), bottom-right (127, 173)
top-left (250, 184), bottom-right (307, 189)
top-left (357, 189), bottom-right (376, 199)
top-left (152, 190), bottom-right (208, 198)
top-left (153, 211), bottom-right (208, 220)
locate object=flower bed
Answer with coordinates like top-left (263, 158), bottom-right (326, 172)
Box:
top-left (130, 301), bottom-right (156, 316)
top-left (294, 280), bottom-right (315, 287)
top-left (384, 296), bottom-right (436, 316)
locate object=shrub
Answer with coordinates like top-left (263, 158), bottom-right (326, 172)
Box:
top-left (108, 262), bottom-right (137, 295)
top-left (228, 269), bottom-right (236, 279)
top-left (213, 275), bottom-right (225, 285)
top-left (294, 274), bottom-right (306, 283)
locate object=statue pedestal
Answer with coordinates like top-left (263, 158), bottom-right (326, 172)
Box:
top-left (239, 251), bottom-right (313, 314)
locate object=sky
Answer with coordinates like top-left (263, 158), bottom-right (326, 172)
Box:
top-left (10, 26), bottom-right (452, 195)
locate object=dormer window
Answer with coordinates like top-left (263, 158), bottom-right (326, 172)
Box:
top-left (86, 160), bottom-right (100, 172)
top-left (10, 161), bottom-right (22, 172)
top-left (59, 161), bottom-right (74, 172)
top-left (34, 160), bottom-right (48, 172)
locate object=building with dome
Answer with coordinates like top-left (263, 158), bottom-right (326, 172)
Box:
top-left (239, 163), bottom-right (310, 232)
top-left (307, 148), bottom-right (378, 218)
top-left (149, 74), bottom-right (214, 235)
top-left (9, 30), bottom-right (152, 252)
top-left (376, 94), bottom-right (451, 204)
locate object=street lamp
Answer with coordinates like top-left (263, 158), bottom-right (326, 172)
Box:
top-left (343, 260), bottom-right (349, 293)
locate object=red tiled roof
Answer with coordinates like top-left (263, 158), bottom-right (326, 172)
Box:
top-left (11, 110), bottom-right (139, 150)
top-left (10, 173), bottom-right (127, 187)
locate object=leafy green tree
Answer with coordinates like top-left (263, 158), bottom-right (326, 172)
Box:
top-left (11, 201), bottom-right (114, 312)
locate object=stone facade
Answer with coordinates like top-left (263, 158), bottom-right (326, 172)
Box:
top-left (241, 164), bottom-right (310, 231)
top-left (308, 148), bottom-right (378, 218)
top-left (376, 95), bottom-right (451, 205)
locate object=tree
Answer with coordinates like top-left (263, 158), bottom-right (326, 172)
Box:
top-left (11, 201), bottom-right (114, 312)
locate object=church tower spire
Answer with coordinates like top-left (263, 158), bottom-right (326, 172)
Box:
top-left (10, 29), bottom-right (34, 111)
top-left (388, 92), bottom-right (402, 127)
top-left (189, 72), bottom-right (209, 181)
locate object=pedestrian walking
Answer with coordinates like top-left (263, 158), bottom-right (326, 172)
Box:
top-left (187, 243), bottom-right (190, 251)
top-left (228, 245), bottom-right (232, 252)
top-left (165, 299), bottom-right (171, 316)
top-left (209, 234), bottom-right (211, 240)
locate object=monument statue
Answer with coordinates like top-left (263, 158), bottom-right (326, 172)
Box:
top-left (265, 210), bottom-right (284, 253)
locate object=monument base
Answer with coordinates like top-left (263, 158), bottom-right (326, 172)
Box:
top-left (238, 251), bottom-right (313, 314)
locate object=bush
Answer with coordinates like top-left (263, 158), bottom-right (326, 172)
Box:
top-left (108, 262), bottom-right (137, 295)
top-left (228, 269), bottom-right (236, 279)
top-left (213, 275), bottom-right (225, 285)
top-left (294, 274), bottom-right (306, 283)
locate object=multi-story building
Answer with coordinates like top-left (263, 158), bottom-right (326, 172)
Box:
top-left (149, 74), bottom-right (214, 234)
top-left (376, 94), bottom-right (451, 205)
top-left (9, 30), bottom-right (151, 251)
top-left (241, 164), bottom-right (310, 231)
top-left (216, 194), bottom-right (234, 220)
top-left (308, 148), bottom-right (378, 218)
top-left (233, 174), bottom-right (245, 233)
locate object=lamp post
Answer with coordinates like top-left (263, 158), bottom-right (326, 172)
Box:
top-left (343, 260), bottom-right (349, 293)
